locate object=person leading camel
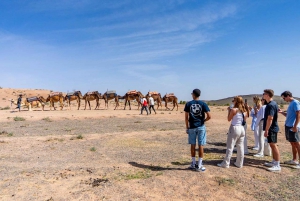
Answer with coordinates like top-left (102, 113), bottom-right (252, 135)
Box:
top-left (15, 94), bottom-right (22, 112)
top-left (140, 96), bottom-right (149, 115)
top-left (148, 94), bottom-right (156, 114)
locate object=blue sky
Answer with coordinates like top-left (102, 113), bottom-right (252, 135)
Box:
top-left (0, 0), bottom-right (299, 101)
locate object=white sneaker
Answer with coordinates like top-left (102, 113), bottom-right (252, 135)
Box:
top-left (284, 160), bottom-right (299, 165)
top-left (264, 161), bottom-right (275, 167)
top-left (292, 164), bottom-right (300, 169)
top-left (253, 153), bottom-right (264, 158)
top-left (267, 165), bottom-right (281, 172)
top-left (234, 162), bottom-right (242, 168)
top-left (217, 162), bottom-right (229, 168)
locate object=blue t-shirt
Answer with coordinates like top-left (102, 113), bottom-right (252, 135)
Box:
top-left (263, 100), bottom-right (279, 132)
top-left (286, 99), bottom-right (300, 128)
top-left (184, 100), bottom-right (210, 129)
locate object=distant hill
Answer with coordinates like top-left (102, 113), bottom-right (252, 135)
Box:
top-left (204, 94), bottom-right (300, 106)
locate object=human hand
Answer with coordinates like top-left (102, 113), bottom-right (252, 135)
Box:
top-left (291, 127), bottom-right (298, 132)
top-left (186, 129), bottom-right (189, 134)
top-left (264, 131), bottom-right (268, 137)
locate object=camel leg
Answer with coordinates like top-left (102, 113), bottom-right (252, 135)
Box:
top-left (88, 101), bottom-right (91, 110)
top-left (84, 99), bottom-right (87, 110)
top-left (60, 99), bottom-right (63, 110)
top-left (77, 99), bottom-right (80, 110)
top-left (129, 101), bottom-right (131, 110)
top-left (124, 100), bottom-right (127, 110)
top-left (94, 100), bottom-right (98, 110)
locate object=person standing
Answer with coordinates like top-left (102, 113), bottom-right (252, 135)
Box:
top-left (279, 91), bottom-right (300, 169)
top-left (185, 89), bottom-right (211, 172)
top-left (15, 94), bottom-right (22, 112)
top-left (251, 96), bottom-right (260, 150)
top-left (263, 89), bottom-right (281, 172)
top-left (140, 96), bottom-right (149, 115)
top-left (253, 98), bottom-right (268, 157)
top-left (148, 95), bottom-right (156, 114)
top-left (218, 96), bottom-right (248, 168)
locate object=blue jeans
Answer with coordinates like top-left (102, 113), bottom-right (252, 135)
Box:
top-left (188, 126), bottom-right (206, 145)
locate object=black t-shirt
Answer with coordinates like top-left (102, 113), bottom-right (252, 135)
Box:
top-left (263, 100), bottom-right (279, 132)
top-left (184, 100), bottom-right (210, 129)
top-left (17, 97), bottom-right (22, 104)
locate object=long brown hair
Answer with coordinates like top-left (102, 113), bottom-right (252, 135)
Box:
top-left (233, 96), bottom-right (249, 117)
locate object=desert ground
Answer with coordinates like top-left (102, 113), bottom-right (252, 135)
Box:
top-left (0, 88), bottom-right (299, 201)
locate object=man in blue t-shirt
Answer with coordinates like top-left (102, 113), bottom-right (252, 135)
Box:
top-left (184, 89), bottom-right (211, 172)
top-left (279, 91), bottom-right (300, 169)
top-left (263, 89), bottom-right (281, 172)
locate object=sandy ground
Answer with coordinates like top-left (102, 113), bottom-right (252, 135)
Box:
top-left (0, 88), bottom-right (299, 201)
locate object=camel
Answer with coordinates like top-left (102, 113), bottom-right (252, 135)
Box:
top-left (101, 91), bottom-right (120, 110)
top-left (145, 91), bottom-right (163, 110)
top-left (10, 97), bottom-right (45, 111)
top-left (82, 91), bottom-right (101, 110)
top-left (162, 93), bottom-right (179, 111)
top-left (123, 90), bottom-right (143, 110)
top-left (64, 91), bottom-right (83, 110)
top-left (39, 92), bottom-right (65, 110)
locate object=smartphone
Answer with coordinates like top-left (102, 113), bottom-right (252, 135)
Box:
top-left (245, 99), bottom-right (247, 103)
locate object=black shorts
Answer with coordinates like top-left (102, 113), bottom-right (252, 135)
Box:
top-left (267, 131), bottom-right (278, 143)
top-left (285, 126), bottom-right (300, 142)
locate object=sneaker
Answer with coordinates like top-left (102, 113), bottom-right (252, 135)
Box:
top-left (195, 164), bottom-right (206, 172)
top-left (217, 162), bottom-right (229, 168)
top-left (234, 162), bottom-right (242, 168)
top-left (284, 160), bottom-right (299, 165)
top-left (252, 147), bottom-right (259, 151)
top-left (253, 153), bottom-right (264, 158)
top-left (292, 164), bottom-right (300, 169)
top-left (267, 165), bottom-right (281, 172)
top-left (188, 163), bottom-right (196, 170)
top-left (264, 161), bottom-right (275, 167)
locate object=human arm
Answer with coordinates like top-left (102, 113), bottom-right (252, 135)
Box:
top-left (292, 111), bottom-right (300, 132)
top-left (264, 115), bottom-right (273, 137)
top-left (185, 112), bottom-right (189, 133)
top-left (227, 109), bottom-right (235, 122)
top-left (204, 112), bottom-right (211, 122)
top-left (278, 108), bottom-right (287, 117)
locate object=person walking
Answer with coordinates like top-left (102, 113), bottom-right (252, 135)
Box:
top-left (140, 96), bottom-right (149, 115)
top-left (148, 95), bottom-right (156, 114)
top-left (218, 96), bottom-right (248, 168)
top-left (185, 89), bottom-right (211, 172)
top-left (279, 91), bottom-right (300, 169)
top-left (253, 98), bottom-right (268, 157)
top-left (263, 89), bottom-right (281, 172)
top-left (15, 94), bottom-right (22, 112)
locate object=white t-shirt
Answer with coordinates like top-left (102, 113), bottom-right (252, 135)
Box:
top-left (149, 97), bottom-right (155, 105)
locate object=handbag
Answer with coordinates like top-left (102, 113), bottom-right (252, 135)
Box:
top-left (241, 113), bottom-right (246, 126)
top-left (264, 138), bottom-right (272, 156)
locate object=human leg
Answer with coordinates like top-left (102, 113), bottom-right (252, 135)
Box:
top-left (243, 124), bottom-right (249, 154)
top-left (255, 120), bottom-right (265, 156)
top-left (219, 125), bottom-right (238, 167)
top-left (188, 128), bottom-right (197, 168)
top-left (235, 126), bottom-right (245, 167)
top-left (253, 125), bottom-right (259, 149)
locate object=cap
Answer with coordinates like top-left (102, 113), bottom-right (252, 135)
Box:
top-left (192, 89), bottom-right (201, 97)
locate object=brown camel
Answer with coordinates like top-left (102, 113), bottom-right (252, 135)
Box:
top-left (123, 90), bottom-right (143, 110)
top-left (101, 91), bottom-right (120, 110)
top-left (39, 92), bottom-right (65, 110)
top-left (64, 91), bottom-right (83, 110)
top-left (162, 93), bottom-right (179, 111)
top-left (10, 96), bottom-right (45, 111)
top-left (145, 91), bottom-right (163, 110)
top-left (82, 91), bottom-right (101, 110)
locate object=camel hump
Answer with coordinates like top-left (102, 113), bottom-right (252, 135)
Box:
top-left (149, 91), bottom-right (159, 95)
top-left (87, 91), bottom-right (98, 95)
top-left (27, 96), bottom-right (39, 102)
top-left (127, 90), bottom-right (137, 95)
top-left (50, 92), bottom-right (63, 97)
top-left (106, 90), bottom-right (116, 94)
top-left (166, 93), bottom-right (175, 98)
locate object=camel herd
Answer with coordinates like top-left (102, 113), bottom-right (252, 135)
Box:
top-left (10, 90), bottom-right (179, 111)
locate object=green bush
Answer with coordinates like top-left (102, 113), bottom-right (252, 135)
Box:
top-left (14, 116), bottom-right (25, 121)
top-left (0, 106), bottom-right (10, 110)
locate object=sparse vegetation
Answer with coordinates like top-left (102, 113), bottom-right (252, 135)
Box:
top-left (7, 132), bottom-right (13, 137)
top-left (134, 121), bottom-right (142, 123)
top-left (76, 134), bottom-right (83, 139)
top-left (90, 147), bottom-right (96, 152)
top-left (42, 117), bottom-right (52, 122)
top-left (215, 176), bottom-right (235, 186)
top-left (0, 106), bottom-right (10, 110)
top-left (122, 170), bottom-right (152, 180)
top-left (14, 116), bottom-right (26, 121)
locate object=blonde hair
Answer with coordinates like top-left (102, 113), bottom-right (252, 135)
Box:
top-left (233, 96), bottom-right (249, 117)
top-left (253, 96), bottom-right (261, 107)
